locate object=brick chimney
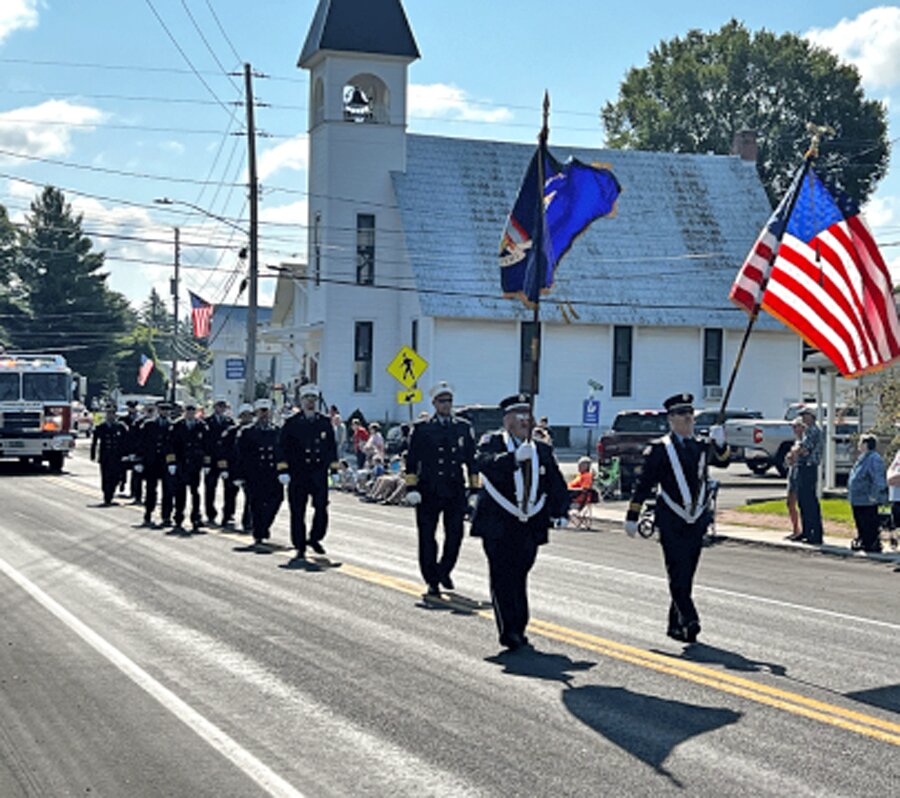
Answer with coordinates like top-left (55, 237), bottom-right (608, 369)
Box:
top-left (730, 129), bottom-right (758, 162)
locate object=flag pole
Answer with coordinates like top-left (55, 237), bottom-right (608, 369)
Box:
top-left (716, 128), bottom-right (829, 424)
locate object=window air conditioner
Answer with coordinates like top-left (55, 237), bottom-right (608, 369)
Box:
top-left (703, 385), bottom-right (723, 400)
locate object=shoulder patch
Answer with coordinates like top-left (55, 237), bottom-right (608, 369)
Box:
top-left (479, 433), bottom-right (492, 445)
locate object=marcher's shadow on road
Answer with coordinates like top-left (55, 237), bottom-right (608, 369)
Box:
top-left (484, 646), bottom-right (595, 684)
top-left (651, 642), bottom-right (787, 676)
top-left (416, 591), bottom-right (488, 615)
top-left (563, 685), bottom-right (742, 787)
top-left (845, 683), bottom-right (900, 714)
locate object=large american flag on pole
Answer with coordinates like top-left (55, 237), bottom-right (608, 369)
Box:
top-left (189, 291), bottom-right (213, 339)
top-left (730, 165), bottom-right (900, 377)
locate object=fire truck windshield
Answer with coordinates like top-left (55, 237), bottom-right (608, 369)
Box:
top-left (22, 373), bottom-right (69, 402)
top-left (0, 373), bottom-right (18, 401)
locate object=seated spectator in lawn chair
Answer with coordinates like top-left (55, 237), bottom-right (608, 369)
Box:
top-left (355, 454), bottom-right (386, 495)
top-left (364, 457), bottom-right (407, 504)
top-left (568, 456), bottom-right (600, 529)
top-left (333, 459), bottom-right (357, 492)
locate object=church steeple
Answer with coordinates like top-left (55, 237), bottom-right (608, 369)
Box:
top-left (298, 0), bottom-right (420, 68)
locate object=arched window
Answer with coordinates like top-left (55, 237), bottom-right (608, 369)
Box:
top-left (342, 74), bottom-right (389, 124)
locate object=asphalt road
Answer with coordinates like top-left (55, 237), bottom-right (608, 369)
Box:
top-left (0, 450), bottom-right (896, 797)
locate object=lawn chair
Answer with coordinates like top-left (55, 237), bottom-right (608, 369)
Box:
top-left (596, 457), bottom-right (622, 500)
top-left (569, 485), bottom-right (600, 530)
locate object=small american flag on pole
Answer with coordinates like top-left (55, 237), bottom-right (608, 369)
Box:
top-left (137, 354), bottom-right (154, 387)
top-left (730, 165), bottom-right (900, 377)
top-left (189, 291), bottom-right (213, 339)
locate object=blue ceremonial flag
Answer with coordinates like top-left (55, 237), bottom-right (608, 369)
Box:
top-left (499, 144), bottom-right (620, 304)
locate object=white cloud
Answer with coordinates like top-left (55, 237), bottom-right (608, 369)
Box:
top-left (864, 195), bottom-right (896, 228)
top-left (159, 140), bottom-right (185, 156)
top-left (806, 7), bottom-right (900, 89)
top-left (258, 135), bottom-right (308, 181)
top-left (0, 0), bottom-right (38, 46)
top-left (0, 100), bottom-right (105, 161)
top-left (260, 199), bottom-right (308, 264)
top-left (409, 83), bottom-right (513, 123)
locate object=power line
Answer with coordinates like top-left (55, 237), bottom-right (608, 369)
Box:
top-left (204, 0), bottom-right (242, 64)
top-left (179, 0), bottom-right (242, 95)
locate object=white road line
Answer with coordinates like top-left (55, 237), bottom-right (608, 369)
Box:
top-left (540, 553), bottom-right (900, 632)
top-left (0, 554), bottom-right (305, 798)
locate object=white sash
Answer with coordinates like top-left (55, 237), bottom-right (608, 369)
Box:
top-left (659, 434), bottom-right (708, 524)
top-left (480, 432), bottom-right (546, 523)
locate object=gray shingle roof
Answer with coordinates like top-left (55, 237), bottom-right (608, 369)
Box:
top-left (391, 134), bottom-right (781, 330)
top-left (299, 0), bottom-right (420, 67)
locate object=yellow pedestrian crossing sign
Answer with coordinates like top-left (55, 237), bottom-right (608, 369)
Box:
top-left (397, 389), bottom-right (422, 405)
top-left (386, 345), bottom-right (428, 389)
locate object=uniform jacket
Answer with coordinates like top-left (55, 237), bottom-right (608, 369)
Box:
top-left (136, 417), bottom-right (172, 469)
top-left (280, 411), bottom-right (338, 476)
top-left (205, 414), bottom-right (234, 460)
top-left (170, 418), bottom-right (210, 475)
top-left (627, 434), bottom-right (729, 531)
top-left (470, 430), bottom-right (568, 545)
top-left (234, 422), bottom-right (288, 487)
top-left (216, 423), bottom-right (245, 472)
top-left (90, 420), bottom-right (129, 463)
top-left (405, 414), bottom-right (478, 497)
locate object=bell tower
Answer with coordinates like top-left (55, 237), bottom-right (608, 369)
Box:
top-left (298, 0), bottom-right (420, 418)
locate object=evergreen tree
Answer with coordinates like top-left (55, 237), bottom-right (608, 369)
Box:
top-left (115, 324), bottom-right (168, 396)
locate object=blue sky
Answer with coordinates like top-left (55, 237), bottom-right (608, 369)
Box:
top-left (1, 0), bottom-right (898, 310)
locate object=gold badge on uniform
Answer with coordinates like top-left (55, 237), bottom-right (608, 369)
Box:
top-left (320, 431), bottom-right (326, 439)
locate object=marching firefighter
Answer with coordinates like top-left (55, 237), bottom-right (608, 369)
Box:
top-left (121, 400), bottom-right (144, 503)
top-left (204, 397), bottom-right (235, 526)
top-left (169, 401), bottom-right (210, 533)
top-left (280, 384), bottom-right (338, 560)
top-left (219, 402), bottom-right (255, 534)
top-left (233, 399), bottom-right (288, 547)
top-left (624, 393), bottom-right (729, 643)
top-left (134, 401), bottom-right (175, 528)
top-left (471, 394), bottom-right (569, 650)
top-left (404, 381), bottom-right (479, 596)
top-left (90, 404), bottom-right (129, 505)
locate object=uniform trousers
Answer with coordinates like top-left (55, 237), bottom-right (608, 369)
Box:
top-left (796, 464), bottom-right (823, 543)
top-left (143, 467), bottom-right (174, 523)
top-left (288, 473), bottom-right (329, 552)
top-left (130, 468), bottom-right (143, 502)
top-left (415, 491), bottom-right (465, 587)
top-left (174, 470), bottom-right (203, 527)
top-left (247, 482), bottom-right (282, 543)
top-left (658, 523), bottom-right (704, 630)
top-left (99, 459), bottom-right (122, 504)
top-left (482, 531), bottom-right (539, 642)
top-left (239, 483), bottom-right (253, 533)
top-left (205, 466), bottom-right (237, 523)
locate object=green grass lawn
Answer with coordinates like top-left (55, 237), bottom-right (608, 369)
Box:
top-left (734, 498), bottom-right (855, 524)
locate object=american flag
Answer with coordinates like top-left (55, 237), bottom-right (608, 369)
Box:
top-left (730, 165), bottom-right (900, 378)
top-left (189, 291), bottom-right (213, 339)
top-left (137, 354), bottom-right (154, 387)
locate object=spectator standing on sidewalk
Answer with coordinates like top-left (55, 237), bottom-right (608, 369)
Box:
top-left (351, 418), bottom-right (369, 469)
top-left (795, 408), bottom-right (824, 544)
top-left (847, 434), bottom-right (888, 553)
top-left (784, 418), bottom-right (806, 540)
top-left (888, 448), bottom-right (900, 531)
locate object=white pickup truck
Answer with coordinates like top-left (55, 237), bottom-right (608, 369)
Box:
top-left (725, 403), bottom-right (857, 477)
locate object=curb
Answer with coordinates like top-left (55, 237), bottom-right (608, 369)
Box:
top-left (710, 528), bottom-right (900, 563)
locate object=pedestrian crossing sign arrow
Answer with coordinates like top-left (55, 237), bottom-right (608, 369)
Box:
top-left (397, 389), bottom-right (422, 405)
top-left (386, 345), bottom-right (428, 389)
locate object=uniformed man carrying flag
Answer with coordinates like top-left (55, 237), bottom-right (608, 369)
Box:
top-left (405, 381), bottom-right (479, 596)
top-left (624, 393), bottom-right (729, 643)
top-left (90, 404), bottom-right (129, 506)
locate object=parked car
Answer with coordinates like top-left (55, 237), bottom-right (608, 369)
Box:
top-left (694, 408), bottom-right (762, 458)
top-left (597, 410), bottom-right (670, 495)
top-left (71, 403), bottom-right (94, 438)
top-left (453, 404), bottom-right (504, 439)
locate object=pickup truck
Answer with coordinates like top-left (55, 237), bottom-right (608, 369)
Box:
top-left (597, 410), bottom-right (670, 495)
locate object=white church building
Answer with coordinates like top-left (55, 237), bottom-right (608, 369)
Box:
top-left (271, 0), bottom-right (802, 443)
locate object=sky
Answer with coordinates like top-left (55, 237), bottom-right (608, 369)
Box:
top-left (1, 0), bottom-right (898, 314)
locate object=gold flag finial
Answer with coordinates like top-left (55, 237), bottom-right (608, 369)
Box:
top-left (805, 122), bottom-right (835, 160)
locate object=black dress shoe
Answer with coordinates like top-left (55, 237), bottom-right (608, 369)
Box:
top-left (666, 627), bottom-right (686, 642)
top-left (310, 540), bottom-right (326, 555)
top-left (501, 632), bottom-right (527, 650)
top-left (425, 584), bottom-right (441, 597)
top-left (684, 621), bottom-right (701, 643)
top-left (439, 575), bottom-right (455, 590)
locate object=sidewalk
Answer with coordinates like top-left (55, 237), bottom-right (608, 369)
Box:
top-left (581, 502), bottom-right (900, 564)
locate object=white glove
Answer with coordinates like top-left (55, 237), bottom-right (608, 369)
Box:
top-left (167, 464), bottom-right (177, 476)
top-left (220, 471), bottom-right (229, 481)
top-left (278, 473), bottom-right (291, 486)
top-left (553, 517), bottom-right (569, 528)
top-left (515, 442), bottom-right (536, 462)
top-left (134, 464), bottom-right (144, 473)
top-left (406, 490), bottom-right (422, 506)
top-left (710, 425), bottom-right (726, 447)
top-left (233, 479), bottom-right (245, 487)
top-left (624, 520), bottom-right (638, 537)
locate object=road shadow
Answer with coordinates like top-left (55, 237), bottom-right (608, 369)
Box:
top-left (415, 591), bottom-right (486, 615)
top-left (484, 646), bottom-right (595, 685)
top-left (844, 684), bottom-right (900, 714)
top-left (232, 543), bottom-right (274, 555)
top-left (651, 642), bottom-right (787, 677)
top-left (277, 556), bottom-right (342, 573)
top-left (562, 685), bottom-right (742, 787)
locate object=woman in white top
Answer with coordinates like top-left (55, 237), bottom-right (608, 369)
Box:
top-left (888, 449), bottom-right (900, 531)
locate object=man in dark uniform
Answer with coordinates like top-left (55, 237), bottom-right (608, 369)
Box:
top-left (471, 394), bottom-right (569, 650)
top-left (405, 381), bottom-right (479, 596)
top-left (204, 398), bottom-right (235, 526)
top-left (170, 401), bottom-right (210, 533)
top-left (134, 401), bottom-right (175, 528)
top-left (233, 398), bottom-right (288, 547)
top-left (219, 402), bottom-right (255, 534)
top-left (121, 400), bottom-right (144, 503)
top-left (90, 404), bottom-right (129, 505)
top-left (625, 393), bottom-right (730, 643)
top-left (280, 384), bottom-right (338, 560)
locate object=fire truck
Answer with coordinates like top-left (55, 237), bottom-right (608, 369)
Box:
top-left (0, 353), bottom-right (76, 472)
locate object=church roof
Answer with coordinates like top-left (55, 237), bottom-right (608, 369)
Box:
top-left (391, 135), bottom-right (780, 330)
top-left (298, 0), bottom-right (420, 67)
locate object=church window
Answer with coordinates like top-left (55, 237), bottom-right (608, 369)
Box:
top-left (354, 321), bottom-right (373, 393)
top-left (612, 326), bottom-right (632, 397)
top-left (356, 214), bottom-right (375, 285)
top-left (519, 321), bottom-right (541, 395)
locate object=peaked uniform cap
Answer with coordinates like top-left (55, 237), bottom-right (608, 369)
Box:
top-left (254, 398), bottom-right (273, 411)
top-left (299, 384), bottom-right (320, 398)
top-left (500, 393), bottom-right (531, 414)
top-left (663, 393), bottom-right (694, 413)
top-left (429, 381), bottom-right (454, 399)
top-left (238, 403), bottom-right (254, 415)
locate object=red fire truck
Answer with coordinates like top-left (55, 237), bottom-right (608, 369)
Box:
top-left (0, 353), bottom-right (76, 471)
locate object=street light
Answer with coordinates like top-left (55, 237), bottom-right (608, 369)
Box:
top-left (153, 197), bottom-right (256, 403)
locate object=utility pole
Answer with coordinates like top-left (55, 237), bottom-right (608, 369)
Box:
top-left (243, 62), bottom-right (259, 403)
top-left (170, 227), bottom-right (180, 404)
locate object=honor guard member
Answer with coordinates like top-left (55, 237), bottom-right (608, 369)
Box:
top-left (204, 397), bottom-right (235, 526)
top-left (280, 384), bottom-right (338, 560)
top-left (219, 403), bottom-right (255, 534)
top-left (121, 400), bottom-right (144, 503)
top-left (170, 401), bottom-right (210, 532)
top-left (233, 398), bottom-right (289, 546)
top-left (471, 394), bottom-right (569, 650)
top-left (90, 404), bottom-right (129, 505)
top-left (624, 393), bottom-right (729, 643)
top-left (134, 401), bottom-right (176, 527)
top-left (405, 381), bottom-right (479, 596)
